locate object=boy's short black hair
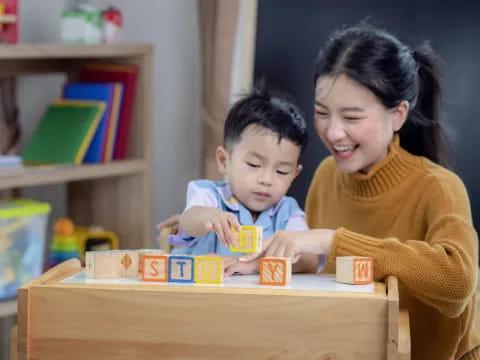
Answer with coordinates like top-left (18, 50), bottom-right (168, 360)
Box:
top-left (223, 84), bottom-right (308, 157)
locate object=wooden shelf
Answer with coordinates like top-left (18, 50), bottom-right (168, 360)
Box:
top-left (0, 299), bottom-right (17, 318)
top-left (0, 159), bottom-right (146, 189)
top-left (0, 43), bottom-right (152, 60)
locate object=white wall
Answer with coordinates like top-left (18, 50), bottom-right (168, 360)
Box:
top-left (18, 0), bottom-right (202, 242)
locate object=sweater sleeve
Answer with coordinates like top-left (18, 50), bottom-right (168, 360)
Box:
top-left (327, 174), bottom-right (478, 318)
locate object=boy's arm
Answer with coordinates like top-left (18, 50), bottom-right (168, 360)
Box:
top-left (180, 206), bottom-right (224, 238)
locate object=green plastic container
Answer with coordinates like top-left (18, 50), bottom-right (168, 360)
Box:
top-left (0, 199), bottom-right (51, 300)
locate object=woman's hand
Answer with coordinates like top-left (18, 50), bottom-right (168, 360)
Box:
top-left (238, 229), bottom-right (335, 263)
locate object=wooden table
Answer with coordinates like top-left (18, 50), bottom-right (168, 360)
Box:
top-left (11, 259), bottom-right (410, 359)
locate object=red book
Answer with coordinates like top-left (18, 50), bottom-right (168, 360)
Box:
top-left (80, 63), bottom-right (138, 159)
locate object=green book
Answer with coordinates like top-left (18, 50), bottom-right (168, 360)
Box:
top-left (22, 100), bottom-right (106, 165)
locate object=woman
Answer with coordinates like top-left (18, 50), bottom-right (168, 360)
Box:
top-left (160, 25), bottom-right (480, 359)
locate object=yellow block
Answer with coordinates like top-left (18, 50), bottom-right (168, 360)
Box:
top-left (194, 256), bottom-right (223, 284)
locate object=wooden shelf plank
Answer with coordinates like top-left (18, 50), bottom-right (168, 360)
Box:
top-left (0, 159), bottom-right (146, 189)
top-left (0, 43), bottom-right (152, 60)
top-left (0, 299), bottom-right (17, 318)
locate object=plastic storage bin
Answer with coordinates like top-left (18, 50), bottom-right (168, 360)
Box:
top-left (0, 199), bottom-right (51, 300)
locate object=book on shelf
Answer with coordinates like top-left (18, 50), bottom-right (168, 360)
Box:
top-left (80, 63), bottom-right (138, 160)
top-left (21, 100), bottom-right (105, 165)
top-left (63, 83), bottom-right (123, 163)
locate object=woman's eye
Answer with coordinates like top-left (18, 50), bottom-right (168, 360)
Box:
top-left (246, 162), bottom-right (260, 168)
top-left (344, 116), bottom-right (362, 121)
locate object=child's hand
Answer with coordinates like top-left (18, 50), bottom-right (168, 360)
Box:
top-left (156, 214), bottom-right (181, 234)
top-left (204, 211), bottom-right (241, 247)
top-left (224, 258), bottom-right (259, 276)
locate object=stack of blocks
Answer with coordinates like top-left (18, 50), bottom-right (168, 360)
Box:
top-left (142, 255), bottom-right (223, 284)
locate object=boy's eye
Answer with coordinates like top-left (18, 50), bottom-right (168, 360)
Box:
top-left (276, 170), bottom-right (289, 175)
top-left (344, 116), bottom-right (363, 121)
top-left (315, 111), bottom-right (328, 117)
top-left (246, 162), bottom-right (260, 168)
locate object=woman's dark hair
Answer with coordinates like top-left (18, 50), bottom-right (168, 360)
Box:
top-left (314, 25), bottom-right (451, 167)
top-left (224, 83), bottom-right (308, 157)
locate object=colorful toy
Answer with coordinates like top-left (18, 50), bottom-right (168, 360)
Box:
top-left (47, 218), bottom-right (80, 269)
top-left (229, 225), bottom-right (263, 253)
top-left (75, 226), bottom-right (119, 264)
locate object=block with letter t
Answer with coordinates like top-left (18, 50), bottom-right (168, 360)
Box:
top-left (168, 255), bottom-right (195, 283)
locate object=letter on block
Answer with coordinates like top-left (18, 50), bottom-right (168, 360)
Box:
top-left (141, 255), bottom-right (169, 282)
top-left (336, 256), bottom-right (373, 285)
top-left (85, 251), bottom-right (120, 279)
top-left (118, 250), bottom-right (139, 278)
top-left (168, 255), bottom-right (194, 283)
top-left (137, 249), bottom-right (166, 275)
top-left (194, 256), bottom-right (223, 284)
top-left (229, 225), bottom-right (263, 253)
top-left (259, 257), bottom-right (291, 286)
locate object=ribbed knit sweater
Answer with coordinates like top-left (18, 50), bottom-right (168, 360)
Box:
top-left (305, 136), bottom-right (479, 359)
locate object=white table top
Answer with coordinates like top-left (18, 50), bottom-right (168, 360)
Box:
top-left (62, 270), bottom-right (375, 293)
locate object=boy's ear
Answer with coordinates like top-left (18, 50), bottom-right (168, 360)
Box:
top-left (216, 146), bottom-right (229, 175)
top-left (391, 100), bottom-right (409, 132)
top-left (294, 164), bottom-right (303, 179)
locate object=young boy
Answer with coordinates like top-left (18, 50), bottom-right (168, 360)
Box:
top-left (168, 86), bottom-right (310, 273)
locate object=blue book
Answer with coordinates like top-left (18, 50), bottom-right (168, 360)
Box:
top-left (63, 83), bottom-right (115, 163)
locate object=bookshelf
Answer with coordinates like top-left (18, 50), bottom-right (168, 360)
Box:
top-left (0, 43), bottom-right (154, 251)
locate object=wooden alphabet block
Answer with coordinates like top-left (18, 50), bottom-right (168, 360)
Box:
top-left (137, 249), bottom-right (166, 276)
top-left (141, 254), bottom-right (169, 282)
top-left (168, 255), bottom-right (194, 283)
top-left (194, 256), bottom-right (223, 284)
top-left (118, 250), bottom-right (139, 278)
top-left (229, 225), bottom-right (262, 253)
top-left (85, 251), bottom-right (120, 279)
top-left (336, 256), bottom-right (373, 285)
top-left (259, 257), bottom-right (291, 286)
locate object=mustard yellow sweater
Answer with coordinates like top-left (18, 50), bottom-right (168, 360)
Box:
top-left (306, 137), bottom-right (479, 360)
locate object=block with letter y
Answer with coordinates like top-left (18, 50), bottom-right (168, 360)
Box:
top-left (259, 257), bottom-right (292, 286)
top-left (168, 255), bottom-right (194, 283)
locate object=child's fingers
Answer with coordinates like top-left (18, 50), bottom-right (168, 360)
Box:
top-left (221, 218), bottom-right (235, 246)
top-left (213, 221), bottom-right (227, 247)
top-left (156, 214), bottom-right (181, 230)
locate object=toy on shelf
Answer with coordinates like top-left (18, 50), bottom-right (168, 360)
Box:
top-left (47, 218), bottom-right (80, 269)
top-left (0, 0), bottom-right (18, 44)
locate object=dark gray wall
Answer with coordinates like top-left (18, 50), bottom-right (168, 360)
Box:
top-left (254, 0), bottom-right (480, 230)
